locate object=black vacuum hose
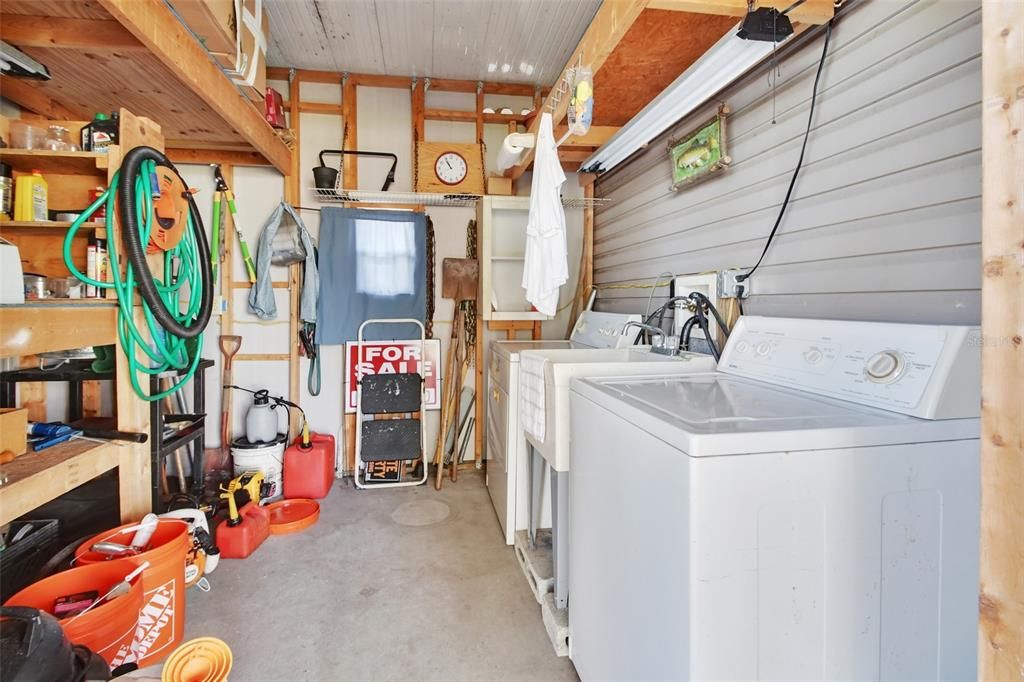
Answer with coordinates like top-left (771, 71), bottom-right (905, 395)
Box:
top-left (117, 146), bottom-right (213, 340)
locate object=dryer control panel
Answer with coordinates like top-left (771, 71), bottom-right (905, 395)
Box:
top-left (719, 316), bottom-right (980, 419)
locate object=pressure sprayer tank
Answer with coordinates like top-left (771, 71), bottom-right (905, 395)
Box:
top-left (245, 390), bottom-right (278, 444)
top-left (283, 433), bottom-right (336, 499)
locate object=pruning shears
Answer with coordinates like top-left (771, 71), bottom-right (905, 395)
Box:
top-left (211, 165), bottom-right (257, 284)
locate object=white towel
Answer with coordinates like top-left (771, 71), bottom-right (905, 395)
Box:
top-left (522, 112), bottom-right (568, 316)
top-left (519, 352), bottom-right (548, 443)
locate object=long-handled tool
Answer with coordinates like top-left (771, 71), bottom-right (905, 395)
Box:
top-left (212, 166), bottom-right (257, 284)
top-left (434, 311), bottom-right (462, 490)
top-left (218, 335), bottom-right (242, 463)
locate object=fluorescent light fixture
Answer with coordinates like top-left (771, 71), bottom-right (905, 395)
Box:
top-left (582, 28), bottom-right (789, 174)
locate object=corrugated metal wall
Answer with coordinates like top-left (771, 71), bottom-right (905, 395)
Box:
top-left (593, 0), bottom-right (981, 326)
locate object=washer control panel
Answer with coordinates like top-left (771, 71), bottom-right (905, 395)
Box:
top-left (570, 311), bottom-right (641, 349)
top-left (719, 316), bottom-right (980, 419)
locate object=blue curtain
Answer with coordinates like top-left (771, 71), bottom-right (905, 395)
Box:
top-left (315, 207), bottom-right (427, 343)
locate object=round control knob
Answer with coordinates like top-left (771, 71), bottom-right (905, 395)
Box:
top-left (865, 351), bottom-right (905, 383)
top-left (755, 342), bottom-right (771, 357)
top-left (735, 341), bottom-right (751, 354)
top-left (803, 348), bottom-right (823, 364)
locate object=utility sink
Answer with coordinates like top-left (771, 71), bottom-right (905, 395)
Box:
top-left (518, 348), bottom-right (717, 472)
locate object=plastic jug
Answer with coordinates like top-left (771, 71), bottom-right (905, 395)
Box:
top-left (14, 170), bottom-right (47, 221)
top-left (283, 433), bottom-right (335, 499)
top-left (245, 390), bottom-right (278, 443)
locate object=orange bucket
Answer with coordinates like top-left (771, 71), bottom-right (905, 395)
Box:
top-left (4, 558), bottom-right (143, 668)
top-left (75, 519), bottom-right (190, 667)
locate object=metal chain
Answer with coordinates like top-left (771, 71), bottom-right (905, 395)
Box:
top-left (425, 215), bottom-right (435, 339)
top-left (464, 218), bottom-right (478, 348)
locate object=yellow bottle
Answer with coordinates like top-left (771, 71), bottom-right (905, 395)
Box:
top-left (14, 170), bottom-right (48, 222)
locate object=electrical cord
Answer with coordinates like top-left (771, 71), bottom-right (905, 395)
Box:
top-left (64, 146), bottom-right (213, 401)
top-left (737, 20), bottom-right (833, 288)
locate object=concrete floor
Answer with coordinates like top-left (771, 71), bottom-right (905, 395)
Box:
top-left (167, 471), bottom-right (578, 681)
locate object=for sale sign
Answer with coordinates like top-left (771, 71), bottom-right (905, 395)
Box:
top-left (345, 340), bottom-right (441, 413)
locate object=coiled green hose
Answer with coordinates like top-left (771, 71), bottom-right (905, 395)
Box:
top-left (64, 147), bottom-right (213, 401)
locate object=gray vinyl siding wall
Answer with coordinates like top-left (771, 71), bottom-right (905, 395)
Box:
top-left (593, 0), bottom-right (981, 326)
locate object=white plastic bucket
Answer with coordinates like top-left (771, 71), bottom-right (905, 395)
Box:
top-left (231, 435), bottom-right (286, 502)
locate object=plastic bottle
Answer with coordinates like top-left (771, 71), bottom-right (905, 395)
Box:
top-left (86, 237), bottom-right (98, 298)
top-left (81, 113), bottom-right (119, 153)
top-left (245, 391), bottom-right (278, 444)
top-left (14, 170), bottom-right (47, 222)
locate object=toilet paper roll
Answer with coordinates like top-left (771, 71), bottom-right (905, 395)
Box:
top-left (495, 135), bottom-right (525, 172)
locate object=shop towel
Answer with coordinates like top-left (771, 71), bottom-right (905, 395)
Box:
top-left (522, 112), bottom-right (568, 317)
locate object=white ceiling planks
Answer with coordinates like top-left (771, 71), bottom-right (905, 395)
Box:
top-left (263, 0), bottom-right (600, 84)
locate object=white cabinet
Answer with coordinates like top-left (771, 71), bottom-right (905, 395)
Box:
top-left (478, 196), bottom-right (551, 321)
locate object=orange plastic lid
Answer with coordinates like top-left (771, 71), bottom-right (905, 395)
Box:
top-left (266, 499), bottom-right (320, 535)
top-left (161, 637), bottom-right (232, 682)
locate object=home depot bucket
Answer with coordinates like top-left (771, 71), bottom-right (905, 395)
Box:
top-left (4, 558), bottom-right (143, 668)
top-left (74, 519), bottom-right (190, 667)
top-left (232, 434), bottom-right (286, 502)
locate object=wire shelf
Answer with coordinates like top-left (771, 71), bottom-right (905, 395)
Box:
top-left (309, 188), bottom-right (610, 208)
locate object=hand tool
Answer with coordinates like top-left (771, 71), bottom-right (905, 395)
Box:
top-left (68, 561), bottom-right (149, 623)
top-left (218, 335), bottom-right (242, 462)
top-left (212, 166), bottom-right (257, 284)
top-left (219, 470), bottom-right (268, 526)
top-left (89, 542), bottom-right (138, 557)
top-left (27, 422), bottom-right (82, 452)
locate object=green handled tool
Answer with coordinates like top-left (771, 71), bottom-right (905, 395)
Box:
top-left (213, 165), bottom-right (257, 284)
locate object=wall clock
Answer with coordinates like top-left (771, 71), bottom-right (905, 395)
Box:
top-left (415, 141), bottom-right (485, 195)
top-left (434, 151), bottom-right (468, 186)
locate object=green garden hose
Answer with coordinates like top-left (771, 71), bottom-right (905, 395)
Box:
top-left (64, 146), bottom-right (213, 401)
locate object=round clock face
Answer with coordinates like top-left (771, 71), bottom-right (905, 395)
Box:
top-left (434, 151), bottom-right (468, 186)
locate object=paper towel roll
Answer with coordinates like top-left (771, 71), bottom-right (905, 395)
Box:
top-left (495, 135), bottom-right (525, 172)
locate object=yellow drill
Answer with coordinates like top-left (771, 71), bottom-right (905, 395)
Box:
top-left (219, 471), bottom-right (268, 526)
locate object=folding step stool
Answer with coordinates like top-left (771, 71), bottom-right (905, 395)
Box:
top-left (354, 319), bottom-right (428, 489)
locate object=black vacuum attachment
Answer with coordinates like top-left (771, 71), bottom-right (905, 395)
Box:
top-left (737, 7), bottom-right (794, 42)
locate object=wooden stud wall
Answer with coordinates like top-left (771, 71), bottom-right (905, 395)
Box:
top-left (979, 0), bottom-right (1024, 677)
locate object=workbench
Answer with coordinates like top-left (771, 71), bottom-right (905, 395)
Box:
top-left (0, 302), bottom-right (150, 526)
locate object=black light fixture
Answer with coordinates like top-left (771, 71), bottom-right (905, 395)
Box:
top-left (737, 6), bottom-right (794, 43)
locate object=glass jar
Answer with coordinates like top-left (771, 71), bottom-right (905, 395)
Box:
top-left (45, 125), bottom-right (72, 152)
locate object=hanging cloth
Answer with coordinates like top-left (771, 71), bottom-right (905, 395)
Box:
top-left (522, 112), bottom-right (568, 316)
top-left (248, 202), bottom-right (319, 323)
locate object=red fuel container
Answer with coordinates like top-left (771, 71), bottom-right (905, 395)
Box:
top-left (216, 502), bottom-right (270, 559)
top-left (284, 433), bottom-right (335, 499)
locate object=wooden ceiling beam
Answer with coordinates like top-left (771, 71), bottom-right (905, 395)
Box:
top-left (557, 125), bottom-right (621, 147)
top-left (267, 67), bottom-right (538, 97)
top-left (506, 0), bottom-right (650, 179)
top-left (647, 0), bottom-right (833, 25)
top-left (97, 0), bottom-right (292, 173)
top-left (165, 148), bottom-right (272, 166)
top-left (0, 75), bottom-right (85, 119)
top-left (0, 14), bottom-right (144, 50)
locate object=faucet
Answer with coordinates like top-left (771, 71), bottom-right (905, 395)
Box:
top-left (623, 321), bottom-right (672, 355)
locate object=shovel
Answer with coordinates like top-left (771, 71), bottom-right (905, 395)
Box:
top-left (218, 335), bottom-right (242, 457)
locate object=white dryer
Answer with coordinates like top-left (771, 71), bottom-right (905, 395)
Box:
top-left (486, 311), bottom-right (642, 545)
top-left (568, 316), bottom-right (981, 681)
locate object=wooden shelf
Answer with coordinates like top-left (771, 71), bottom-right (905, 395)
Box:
top-left (0, 149), bottom-right (108, 175)
top-left (0, 439), bottom-right (123, 526)
top-left (0, 221), bottom-right (104, 230)
top-left (0, 303), bottom-right (117, 357)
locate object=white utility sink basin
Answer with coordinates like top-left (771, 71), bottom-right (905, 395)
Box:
top-left (519, 348), bottom-right (717, 472)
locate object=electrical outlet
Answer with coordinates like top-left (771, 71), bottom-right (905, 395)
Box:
top-left (718, 269), bottom-right (750, 299)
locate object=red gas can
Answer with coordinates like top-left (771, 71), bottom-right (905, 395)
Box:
top-left (216, 502), bottom-right (270, 559)
top-left (284, 433), bottom-right (335, 499)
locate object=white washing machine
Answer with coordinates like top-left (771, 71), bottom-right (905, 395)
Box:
top-left (568, 316), bottom-right (981, 681)
top-left (486, 311), bottom-right (642, 545)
